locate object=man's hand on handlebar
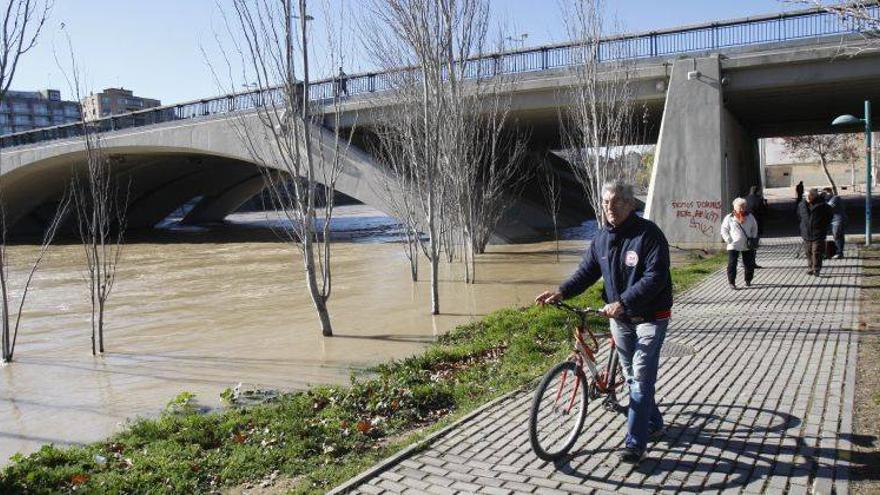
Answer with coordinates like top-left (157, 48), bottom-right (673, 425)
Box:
top-left (600, 301), bottom-right (625, 318)
top-left (534, 291), bottom-right (563, 306)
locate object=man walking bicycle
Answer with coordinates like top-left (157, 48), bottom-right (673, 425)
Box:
top-left (535, 181), bottom-right (673, 464)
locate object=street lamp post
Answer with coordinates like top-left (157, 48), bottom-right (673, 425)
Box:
top-left (832, 100), bottom-right (873, 246)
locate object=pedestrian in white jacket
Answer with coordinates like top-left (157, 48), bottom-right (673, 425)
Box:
top-left (720, 197), bottom-right (758, 289)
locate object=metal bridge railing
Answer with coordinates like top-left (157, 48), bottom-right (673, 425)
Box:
top-left (2, 5), bottom-right (877, 149)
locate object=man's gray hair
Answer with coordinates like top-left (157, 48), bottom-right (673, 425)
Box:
top-left (601, 180), bottom-right (636, 204)
top-left (807, 187), bottom-right (820, 199)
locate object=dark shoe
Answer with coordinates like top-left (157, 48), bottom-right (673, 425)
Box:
top-left (728, 283), bottom-right (737, 290)
top-left (833, 254), bottom-right (844, 260)
top-left (618, 447), bottom-right (645, 464)
top-left (806, 270), bottom-right (814, 275)
top-left (745, 281), bottom-right (752, 287)
top-left (753, 264), bottom-right (764, 269)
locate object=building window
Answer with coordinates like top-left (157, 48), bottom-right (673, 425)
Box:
top-left (1, 126), bottom-right (12, 135)
top-left (32, 103), bottom-right (48, 115)
top-left (33, 116), bottom-right (49, 126)
top-left (101, 96), bottom-right (110, 104)
top-left (64, 105), bottom-right (79, 117)
top-left (14, 115), bottom-right (31, 125)
top-left (12, 102), bottom-right (28, 113)
top-left (51, 108), bottom-right (64, 116)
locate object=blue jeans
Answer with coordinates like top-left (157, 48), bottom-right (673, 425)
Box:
top-left (832, 221), bottom-right (845, 256)
top-left (610, 317), bottom-right (669, 451)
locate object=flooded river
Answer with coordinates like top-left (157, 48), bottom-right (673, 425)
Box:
top-left (0, 206), bottom-right (592, 463)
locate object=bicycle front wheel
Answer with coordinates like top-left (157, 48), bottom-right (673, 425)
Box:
top-left (528, 360), bottom-right (588, 461)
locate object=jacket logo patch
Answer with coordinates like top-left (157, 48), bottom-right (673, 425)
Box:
top-left (625, 250), bottom-right (639, 267)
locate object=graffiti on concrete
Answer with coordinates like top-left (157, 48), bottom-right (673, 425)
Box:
top-left (671, 200), bottom-right (722, 238)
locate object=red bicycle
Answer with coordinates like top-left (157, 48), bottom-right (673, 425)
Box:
top-left (528, 301), bottom-right (627, 461)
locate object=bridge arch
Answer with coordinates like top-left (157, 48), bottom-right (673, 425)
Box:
top-left (0, 115), bottom-right (398, 235)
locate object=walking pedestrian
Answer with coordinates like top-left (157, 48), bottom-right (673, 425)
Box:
top-left (721, 197), bottom-right (759, 289)
top-left (336, 66), bottom-right (348, 96)
top-left (798, 188), bottom-right (833, 276)
top-left (744, 185), bottom-right (766, 268)
top-left (824, 187), bottom-right (847, 259)
top-left (535, 180), bottom-right (672, 465)
top-left (794, 181), bottom-right (806, 259)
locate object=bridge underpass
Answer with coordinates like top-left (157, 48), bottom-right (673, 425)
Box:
top-left (2, 6), bottom-right (879, 246)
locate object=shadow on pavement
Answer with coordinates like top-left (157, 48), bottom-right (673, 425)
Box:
top-left (552, 402), bottom-right (880, 491)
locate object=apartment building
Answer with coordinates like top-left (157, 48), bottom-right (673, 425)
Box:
top-left (0, 89), bottom-right (81, 136)
top-left (80, 87), bottom-right (161, 120)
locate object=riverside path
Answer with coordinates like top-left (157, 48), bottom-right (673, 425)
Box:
top-left (330, 237), bottom-right (862, 494)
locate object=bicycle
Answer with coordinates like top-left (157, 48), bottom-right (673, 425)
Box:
top-left (528, 300), bottom-right (627, 461)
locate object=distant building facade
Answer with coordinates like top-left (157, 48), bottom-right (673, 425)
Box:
top-left (760, 135), bottom-right (880, 190)
top-left (81, 87), bottom-right (161, 120)
top-left (0, 89), bottom-right (81, 136)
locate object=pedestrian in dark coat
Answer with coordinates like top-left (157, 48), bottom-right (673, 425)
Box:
top-left (823, 187), bottom-right (847, 259)
top-left (795, 181), bottom-right (804, 204)
top-left (798, 188), bottom-right (833, 276)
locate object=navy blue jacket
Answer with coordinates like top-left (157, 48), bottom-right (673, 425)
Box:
top-left (559, 214), bottom-right (673, 321)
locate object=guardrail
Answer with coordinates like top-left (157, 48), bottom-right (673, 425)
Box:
top-left (2, 4), bottom-right (877, 149)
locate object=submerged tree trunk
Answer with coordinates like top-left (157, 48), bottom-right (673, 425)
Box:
top-left (1, 259), bottom-right (10, 362)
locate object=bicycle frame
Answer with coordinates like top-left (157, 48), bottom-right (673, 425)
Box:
top-left (551, 301), bottom-right (626, 411)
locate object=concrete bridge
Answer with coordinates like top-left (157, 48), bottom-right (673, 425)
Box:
top-left (2, 6), bottom-right (879, 246)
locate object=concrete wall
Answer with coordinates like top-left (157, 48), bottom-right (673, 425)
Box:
top-left (646, 56), bottom-right (726, 248)
top-left (723, 108), bottom-right (760, 200)
top-left (765, 162), bottom-right (866, 189)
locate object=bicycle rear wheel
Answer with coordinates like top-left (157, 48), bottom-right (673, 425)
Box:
top-left (528, 360), bottom-right (588, 461)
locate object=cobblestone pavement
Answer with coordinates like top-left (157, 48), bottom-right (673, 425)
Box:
top-left (332, 239), bottom-right (861, 494)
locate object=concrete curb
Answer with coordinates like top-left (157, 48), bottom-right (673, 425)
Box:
top-left (326, 381), bottom-right (535, 494)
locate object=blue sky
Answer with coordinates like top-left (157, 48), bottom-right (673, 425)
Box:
top-left (15, 0), bottom-right (796, 105)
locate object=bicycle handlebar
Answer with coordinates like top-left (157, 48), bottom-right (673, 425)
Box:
top-left (549, 300), bottom-right (603, 317)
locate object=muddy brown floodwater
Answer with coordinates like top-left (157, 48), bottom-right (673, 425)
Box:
top-left (0, 206), bottom-right (588, 463)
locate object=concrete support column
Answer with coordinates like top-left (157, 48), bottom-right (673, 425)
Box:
top-left (645, 55), bottom-right (757, 248)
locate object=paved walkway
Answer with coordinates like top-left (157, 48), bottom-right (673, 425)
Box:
top-left (332, 238), bottom-right (862, 494)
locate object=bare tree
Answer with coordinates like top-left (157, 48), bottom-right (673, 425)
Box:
top-left (369, 120), bottom-right (423, 281)
top-left (782, 133), bottom-right (860, 194)
top-left (790, 1), bottom-right (880, 49)
top-left (0, 0), bottom-right (56, 363)
top-left (364, 0), bottom-right (497, 311)
top-left (454, 94), bottom-right (529, 282)
top-left (0, 0), bottom-right (51, 98)
top-left (0, 199), bottom-right (68, 363)
top-left (56, 38), bottom-right (129, 355)
top-left (73, 136), bottom-right (129, 356)
top-left (210, 0), bottom-right (356, 336)
top-left (559, 0), bottom-right (644, 227)
top-left (539, 154), bottom-right (562, 262)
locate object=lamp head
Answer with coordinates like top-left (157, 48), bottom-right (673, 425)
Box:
top-left (831, 114), bottom-right (863, 126)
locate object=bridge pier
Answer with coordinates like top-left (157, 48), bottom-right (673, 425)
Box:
top-left (645, 55), bottom-right (759, 249)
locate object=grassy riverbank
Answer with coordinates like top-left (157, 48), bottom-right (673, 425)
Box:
top-left (0, 251), bottom-right (724, 495)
